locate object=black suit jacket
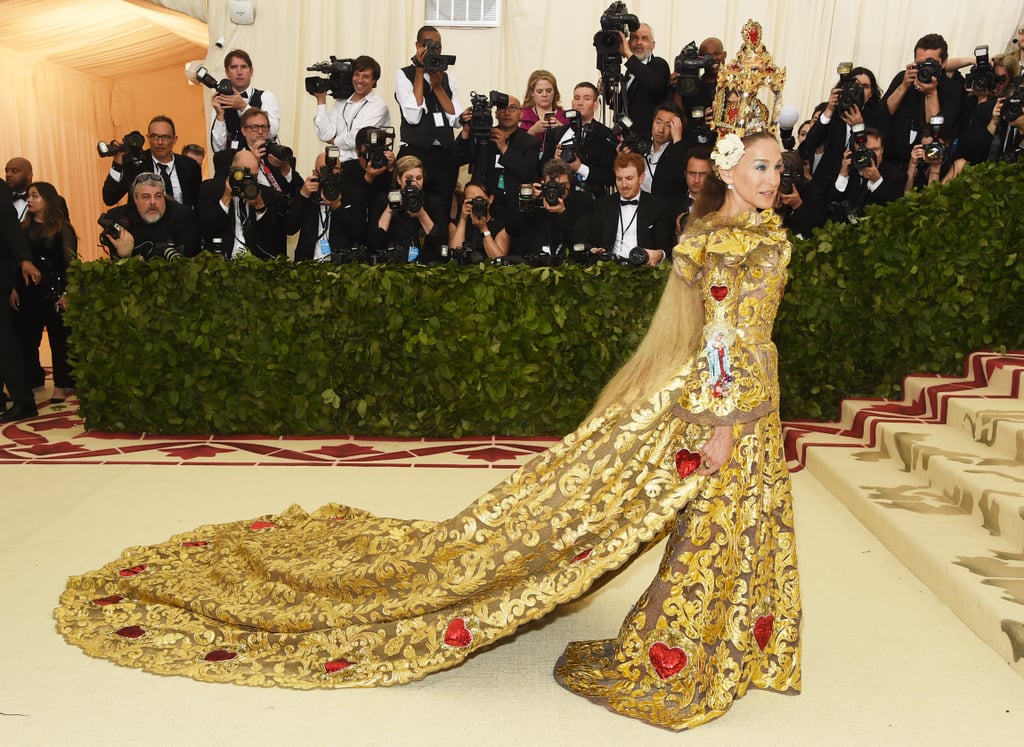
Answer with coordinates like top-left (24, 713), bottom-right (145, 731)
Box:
top-left (102, 151), bottom-right (202, 209)
top-left (0, 183), bottom-right (31, 293)
top-left (541, 120), bottom-right (618, 193)
top-left (197, 178), bottom-right (286, 259)
top-left (624, 55), bottom-right (671, 136)
top-left (828, 161), bottom-right (905, 210)
top-left (103, 200), bottom-right (201, 259)
top-left (592, 192), bottom-right (674, 256)
top-left (454, 129), bottom-right (540, 206)
top-left (286, 190), bottom-right (368, 262)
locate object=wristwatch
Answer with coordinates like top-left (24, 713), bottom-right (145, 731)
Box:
top-left (482, 230), bottom-right (491, 237)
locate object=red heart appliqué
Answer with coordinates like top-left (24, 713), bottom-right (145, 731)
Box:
top-left (754, 615), bottom-right (774, 651)
top-left (572, 549), bottom-right (593, 563)
top-left (325, 658), bottom-right (353, 673)
top-left (710, 285), bottom-right (729, 301)
top-left (93, 595), bottom-right (125, 606)
top-left (648, 642), bottom-right (687, 680)
top-left (118, 564), bottom-right (147, 578)
top-left (182, 540), bottom-right (208, 547)
top-left (444, 617), bottom-right (472, 647)
top-left (114, 625), bottom-right (145, 639)
top-left (674, 449), bottom-right (701, 478)
top-left (204, 649), bottom-right (237, 662)
top-left (249, 521), bottom-right (275, 531)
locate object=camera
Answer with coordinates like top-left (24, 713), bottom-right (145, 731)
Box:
top-left (264, 139), bottom-right (293, 162)
top-left (97, 131), bottom-right (146, 168)
top-left (915, 58), bottom-right (942, 85)
top-left (688, 106), bottom-right (713, 145)
top-left (835, 62), bottom-right (865, 114)
top-left (849, 123), bottom-right (876, 171)
top-left (1001, 88), bottom-right (1024, 123)
top-left (625, 246), bottom-right (648, 266)
top-left (674, 41), bottom-right (715, 97)
top-left (465, 90), bottom-right (510, 146)
top-left (315, 146), bottom-right (344, 202)
top-left (229, 167), bottom-right (261, 200)
top-left (540, 176), bottom-right (567, 206)
top-left (612, 115), bottom-right (652, 155)
top-left (363, 126), bottom-right (395, 170)
top-left (389, 177), bottom-right (424, 213)
top-left (97, 214), bottom-right (123, 240)
top-left (560, 142), bottom-right (578, 163)
top-left (422, 39), bottom-right (456, 73)
top-left (964, 45), bottom-right (995, 94)
top-left (305, 56), bottom-right (355, 99)
top-left (779, 167), bottom-right (797, 195)
top-left (594, 2), bottom-right (639, 94)
top-left (469, 195), bottom-right (489, 219)
top-left (922, 116), bottom-right (946, 163)
top-left (194, 65), bottom-right (235, 96)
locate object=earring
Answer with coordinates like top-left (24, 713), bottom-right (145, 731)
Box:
top-left (726, 183), bottom-right (735, 190)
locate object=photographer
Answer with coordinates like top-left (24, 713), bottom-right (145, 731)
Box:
top-left (618, 22), bottom-right (670, 137)
top-left (775, 151), bottom-right (827, 239)
top-left (455, 94), bottom-right (540, 214)
top-left (101, 115), bottom-right (201, 209)
top-left (511, 159), bottom-right (594, 263)
top-left (828, 126), bottom-right (904, 218)
top-left (101, 172), bottom-right (200, 260)
top-left (312, 55), bottom-right (392, 162)
top-left (881, 33), bottom-right (966, 171)
top-left (210, 49), bottom-right (281, 154)
top-left (395, 26), bottom-right (462, 208)
top-left (671, 37), bottom-right (726, 117)
top-left (447, 181), bottom-right (511, 260)
top-left (799, 66), bottom-right (886, 186)
top-left (223, 108), bottom-right (302, 200)
top-left (541, 82), bottom-right (618, 194)
top-left (591, 151), bottom-right (673, 265)
top-left (287, 149), bottom-right (368, 262)
top-left (366, 155), bottom-right (446, 264)
top-left (198, 149), bottom-right (286, 260)
top-left (342, 126), bottom-right (396, 211)
top-left (952, 52), bottom-right (1021, 164)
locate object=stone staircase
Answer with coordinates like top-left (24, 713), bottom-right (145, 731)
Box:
top-left (784, 350), bottom-right (1024, 679)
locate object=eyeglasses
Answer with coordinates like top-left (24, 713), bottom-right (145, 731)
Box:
top-left (148, 133), bottom-right (174, 141)
top-left (244, 123), bottom-right (270, 132)
top-left (499, 105), bottom-right (522, 112)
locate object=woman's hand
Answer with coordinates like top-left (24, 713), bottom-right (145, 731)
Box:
top-left (698, 424), bottom-right (734, 475)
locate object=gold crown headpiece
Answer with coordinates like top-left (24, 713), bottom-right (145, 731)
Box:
top-left (711, 20), bottom-right (786, 138)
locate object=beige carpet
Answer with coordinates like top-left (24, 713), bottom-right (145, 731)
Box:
top-left (2, 455), bottom-right (1023, 745)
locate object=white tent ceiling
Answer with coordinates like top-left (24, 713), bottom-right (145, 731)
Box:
top-left (0, 0), bottom-right (208, 82)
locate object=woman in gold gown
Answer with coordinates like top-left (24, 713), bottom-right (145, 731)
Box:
top-left (55, 21), bottom-right (799, 734)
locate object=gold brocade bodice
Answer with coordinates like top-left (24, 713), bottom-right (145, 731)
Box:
top-left (672, 210), bottom-right (791, 423)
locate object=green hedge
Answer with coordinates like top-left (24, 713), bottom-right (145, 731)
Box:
top-left (66, 161), bottom-right (1024, 436)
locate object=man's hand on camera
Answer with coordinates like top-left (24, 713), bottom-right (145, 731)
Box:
top-left (643, 249), bottom-right (665, 266)
top-left (618, 31), bottom-right (631, 58)
top-left (300, 172), bottom-right (319, 199)
top-left (266, 152), bottom-right (290, 176)
top-left (777, 188), bottom-right (803, 211)
top-left (110, 227), bottom-right (136, 258)
top-left (858, 161), bottom-right (881, 182)
top-left (823, 88), bottom-right (840, 119)
top-left (840, 103), bottom-right (864, 126)
top-left (839, 149), bottom-right (852, 177)
top-left (215, 92), bottom-right (247, 112)
top-left (489, 128), bottom-right (510, 153)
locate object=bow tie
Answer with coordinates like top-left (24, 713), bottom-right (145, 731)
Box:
top-left (620, 199), bottom-right (639, 206)
top-left (12, 193), bottom-right (27, 200)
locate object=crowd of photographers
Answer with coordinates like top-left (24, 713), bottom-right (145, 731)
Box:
top-left (81, 6), bottom-right (1024, 264)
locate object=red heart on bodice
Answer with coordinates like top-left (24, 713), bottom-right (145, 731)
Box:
top-left (444, 617), bottom-right (473, 647)
top-left (204, 649), bottom-right (237, 662)
top-left (118, 564), bottom-right (147, 578)
top-left (754, 615), bottom-right (774, 651)
top-left (114, 625), bottom-right (145, 639)
top-left (325, 658), bottom-right (353, 673)
top-left (710, 285), bottom-right (729, 301)
top-left (648, 642), bottom-right (687, 679)
top-left (93, 595), bottom-right (125, 606)
top-left (250, 521), bottom-right (275, 531)
top-left (674, 449), bottom-right (701, 478)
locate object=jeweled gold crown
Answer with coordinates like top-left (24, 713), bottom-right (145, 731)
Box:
top-left (711, 20), bottom-right (786, 138)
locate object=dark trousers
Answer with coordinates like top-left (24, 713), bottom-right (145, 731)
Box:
top-left (0, 288), bottom-right (33, 406)
top-left (15, 286), bottom-right (74, 389)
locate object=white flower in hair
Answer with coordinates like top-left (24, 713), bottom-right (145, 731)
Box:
top-left (711, 133), bottom-right (745, 171)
